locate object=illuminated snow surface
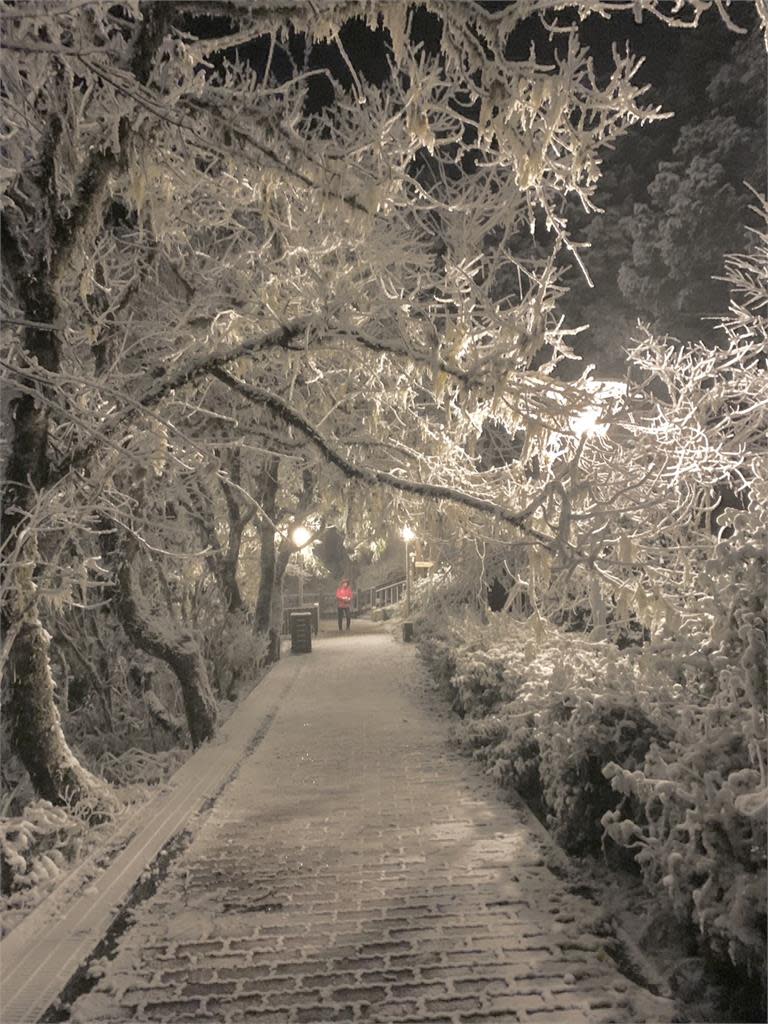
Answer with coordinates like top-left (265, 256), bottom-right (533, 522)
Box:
top-left (52, 624), bottom-right (680, 1024)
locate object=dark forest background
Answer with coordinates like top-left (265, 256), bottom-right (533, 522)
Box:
top-left (560, 9), bottom-right (765, 377)
top-left (225, 4), bottom-right (765, 381)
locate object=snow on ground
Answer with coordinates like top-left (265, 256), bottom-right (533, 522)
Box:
top-left (54, 624), bottom-right (681, 1023)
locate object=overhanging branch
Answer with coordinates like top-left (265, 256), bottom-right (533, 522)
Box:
top-left (54, 319), bottom-right (307, 480)
top-left (211, 367), bottom-right (557, 547)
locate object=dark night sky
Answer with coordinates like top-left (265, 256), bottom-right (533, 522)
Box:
top-left (191, 2), bottom-right (756, 158)
top-left (197, 4), bottom-right (727, 109)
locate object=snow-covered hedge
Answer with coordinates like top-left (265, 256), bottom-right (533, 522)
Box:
top-left (202, 609), bottom-right (268, 700)
top-left (601, 499), bottom-right (767, 980)
top-left (419, 615), bottom-right (672, 853)
top-left (0, 801), bottom-right (82, 900)
top-left (0, 795), bottom-right (119, 930)
top-left (417, 568), bottom-right (766, 985)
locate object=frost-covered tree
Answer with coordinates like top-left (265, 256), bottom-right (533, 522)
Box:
top-left (413, 203), bottom-right (766, 989)
top-left (1, 0), bottom-right (756, 808)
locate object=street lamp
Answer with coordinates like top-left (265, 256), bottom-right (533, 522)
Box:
top-left (401, 525), bottom-right (415, 618)
top-left (570, 380), bottom-right (625, 439)
top-left (291, 526), bottom-right (312, 607)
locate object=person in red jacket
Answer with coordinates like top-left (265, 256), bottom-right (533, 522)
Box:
top-left (335, 578), bottom-right (353, 632)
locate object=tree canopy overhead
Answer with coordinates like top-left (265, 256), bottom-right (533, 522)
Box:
top-left (1, 0), bottom-right (764, 809)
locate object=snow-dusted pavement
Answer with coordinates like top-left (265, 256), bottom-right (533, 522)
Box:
top-left (26, 624), bottom-right (676, 1023)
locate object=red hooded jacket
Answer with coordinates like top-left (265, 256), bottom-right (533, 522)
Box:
top-left (335, 582), bottom-right (353, 608)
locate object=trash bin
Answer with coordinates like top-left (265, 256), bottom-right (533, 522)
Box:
top-left (402, 621), bottom-right (414, 642)
top-left (290, 610), bottom-right (313, 654)
top-left (283, 605), bottom-right (319, 636)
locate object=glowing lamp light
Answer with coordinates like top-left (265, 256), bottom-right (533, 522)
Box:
top-left (292, 525), bottom-right (312, 548)
top-left (570, 380), bottom-right (625, 439)
top-left (571, 406), bottom-right (608, 439)
top-left (401, 525), bottom-right (416, 542)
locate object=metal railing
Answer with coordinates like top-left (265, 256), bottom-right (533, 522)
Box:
top-left (283, 581), bottom-right (406, 620)
top-left (283, 592), bottom-right (347, 617)
top-left (360, 579), bottom-right (407, 611)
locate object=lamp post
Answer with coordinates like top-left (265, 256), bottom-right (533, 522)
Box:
top-left (291, 526), bottom-right (312, 607)
top-left (401, 525), bottom-right (415, 619)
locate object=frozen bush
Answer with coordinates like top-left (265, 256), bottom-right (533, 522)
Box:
top-left (452, 644), bottom-right (522, 715)
top-left (202, 610), bottom-right (268, 700)
top-left (603, 732), bottom-right (766, 980)
top-left (603, 497), bottom-right (767, 983)
top-left (1, 800), bottom-right (87, 898)
top-left (420, 613), bottom-right (673, 852)
top-left (542, 695), bottom-right (670, 854)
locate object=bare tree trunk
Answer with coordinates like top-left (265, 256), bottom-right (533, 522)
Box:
top-left (2, 554), bottom-right (112, 809)
top-left (0, 268), bottom-right (112, 807)
top-left (254, 459), bottom-right (317, 661)
top-left (187, 466), bottom-right (251, 616)
top-left (219, 549), bottom-right (245, 614)
top-left (218, 450), bottom-right (253, 614)
top-left (0, 3), bottom-right (173, 807)
top-left (115, 538), bottom-right (217, 748)
top-left (254, 457), bottom-right (281, 663)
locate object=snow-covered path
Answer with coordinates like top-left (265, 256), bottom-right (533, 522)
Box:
top-left (58, 625), bottom-right (664, 1023)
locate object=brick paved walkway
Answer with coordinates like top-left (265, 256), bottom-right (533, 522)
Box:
top-left (66, 626), bottom-right (672, 1024)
